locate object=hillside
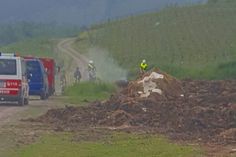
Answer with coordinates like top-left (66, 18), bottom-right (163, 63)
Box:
top-left (0, 22), bottom-right (79, 46)
top-left (0, 0), bottom-right (206, 25)
top-left (0, 38), bottom-right (55, 57)
top-left (74, 1), bottom-right (236, 79)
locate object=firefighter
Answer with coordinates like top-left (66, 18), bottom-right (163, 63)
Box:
top-left (60, 70), bottom-right (67, 93)
top-left (140, 59), bottom-right (148, 74)
top-left (88, 60), bottom-right (96, 81)
top-left (74, 67), bottom-right (81, 83)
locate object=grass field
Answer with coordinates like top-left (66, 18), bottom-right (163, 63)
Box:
top-left (64, 82), bottom-right (116, 104)
top-left (9, 132), bottom-right (202, 157)
top-left (74, 1), bottom-right (236, 79)
top-left (0, 38), bottom-right (55, 57)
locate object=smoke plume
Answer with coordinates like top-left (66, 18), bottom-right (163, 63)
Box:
top-left (87, 47), bottom-right (127, 82)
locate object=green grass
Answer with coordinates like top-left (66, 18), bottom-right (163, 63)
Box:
top-left (10, 132), bottom-right (202, 157)
top-left (0, 22), bottom-right (80, 46)
top-left (216, 61), bottom-right (236, 79)
top-left (64, 82), bottom-right (116, 104)
top-left (74, 1), bottom-right (236, 80)
top-left (0, 37), bottom-right (55, 57)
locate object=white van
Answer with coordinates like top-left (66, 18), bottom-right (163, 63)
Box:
top-left (0, 53), bottom-right (29, 105)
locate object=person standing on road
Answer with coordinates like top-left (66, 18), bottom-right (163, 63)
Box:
top-left (140, 59), bottom-right (148, 74)
top-left (74, 67), bottom-right (81, 83)
top-left (60, 70), bottom-right (67, 93)
top-left (88, 60), bottom-right (96, 81)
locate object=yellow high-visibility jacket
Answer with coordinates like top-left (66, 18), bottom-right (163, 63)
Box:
top-left (140, 62), bottom-right (148, 70)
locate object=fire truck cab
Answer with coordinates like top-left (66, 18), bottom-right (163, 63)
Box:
top-left (0, 53), bottom-right (29, 105)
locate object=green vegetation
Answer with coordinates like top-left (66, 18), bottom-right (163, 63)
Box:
top-left (64, 82), bottom-right (116, 104)
top-left (0, 38), bottom-right (55, 57)
top-left (0, 22), bottom-right (79, 46)
top-left (10, 132), bottom-right (202, 157)
top-left (74, 1), bottom-right (236, 79)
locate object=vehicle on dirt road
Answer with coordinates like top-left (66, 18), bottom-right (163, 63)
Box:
top-left (24, 58), bottom-right (49, 100)
top-left (39, 57), bottom-right (55, 96)
top-left (0, 53), bottom-right (29, 105)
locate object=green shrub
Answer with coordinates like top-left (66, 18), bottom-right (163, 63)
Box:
top-left (64, 82), bottom-right (116, 104)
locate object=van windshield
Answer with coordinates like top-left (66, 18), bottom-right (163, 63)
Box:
top-left (26, 61), bottom-right (41, 73)
top-left (26, 60), bottom-right (43, 82)
top-left (0, 59), bottom-right (17, 75)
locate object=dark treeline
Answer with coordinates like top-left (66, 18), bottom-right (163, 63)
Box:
top-left (208, 0), bottom-right (234, 4)
top-left (0, 22), bottom-right (80, 46)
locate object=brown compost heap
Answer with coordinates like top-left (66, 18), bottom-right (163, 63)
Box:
top-left (35, 69), bottom-right (236, 144)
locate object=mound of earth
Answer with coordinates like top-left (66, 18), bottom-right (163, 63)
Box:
top-left (125, 69), bottom-right (183, 99)
top-left (34, 69), bottom-right (236, 144)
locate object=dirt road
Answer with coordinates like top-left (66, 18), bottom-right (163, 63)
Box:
top-left (0, 78), bottom-right (64, 128)
top-left (0, 97), bottom-right (67, 156)
top-left (0, 105), bottom-right (26, 125)
top-left (0, 38), bottom-right (89, 156)
top-left (56, 38), bottom-right (89, 83)
top-left (0, 37), bottom-right (87, 132)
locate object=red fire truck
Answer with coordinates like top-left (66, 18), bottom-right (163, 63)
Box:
top-left (39, 58), bottom-right (55, 96)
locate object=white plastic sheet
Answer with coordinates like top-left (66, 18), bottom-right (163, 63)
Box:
top-left (138, 72), bottom-right (164, 98)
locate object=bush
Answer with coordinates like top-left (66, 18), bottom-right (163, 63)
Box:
top-left (64, 82), bottom-right (116, 104)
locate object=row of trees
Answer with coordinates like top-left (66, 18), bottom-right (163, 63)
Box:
top-left (208, 0), bottom-right (234, 4)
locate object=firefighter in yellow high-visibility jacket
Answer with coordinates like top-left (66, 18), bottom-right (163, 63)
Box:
top-left (140, 59), bottom-right (148, 74)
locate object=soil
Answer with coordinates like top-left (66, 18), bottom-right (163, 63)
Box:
top-left (45, 38), bottom-right (236, 156)
top-left (33, 69), bottom-right (236, 146)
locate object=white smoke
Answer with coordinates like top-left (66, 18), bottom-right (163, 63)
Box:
top-left (87, 47), bottom-right (127, 82)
